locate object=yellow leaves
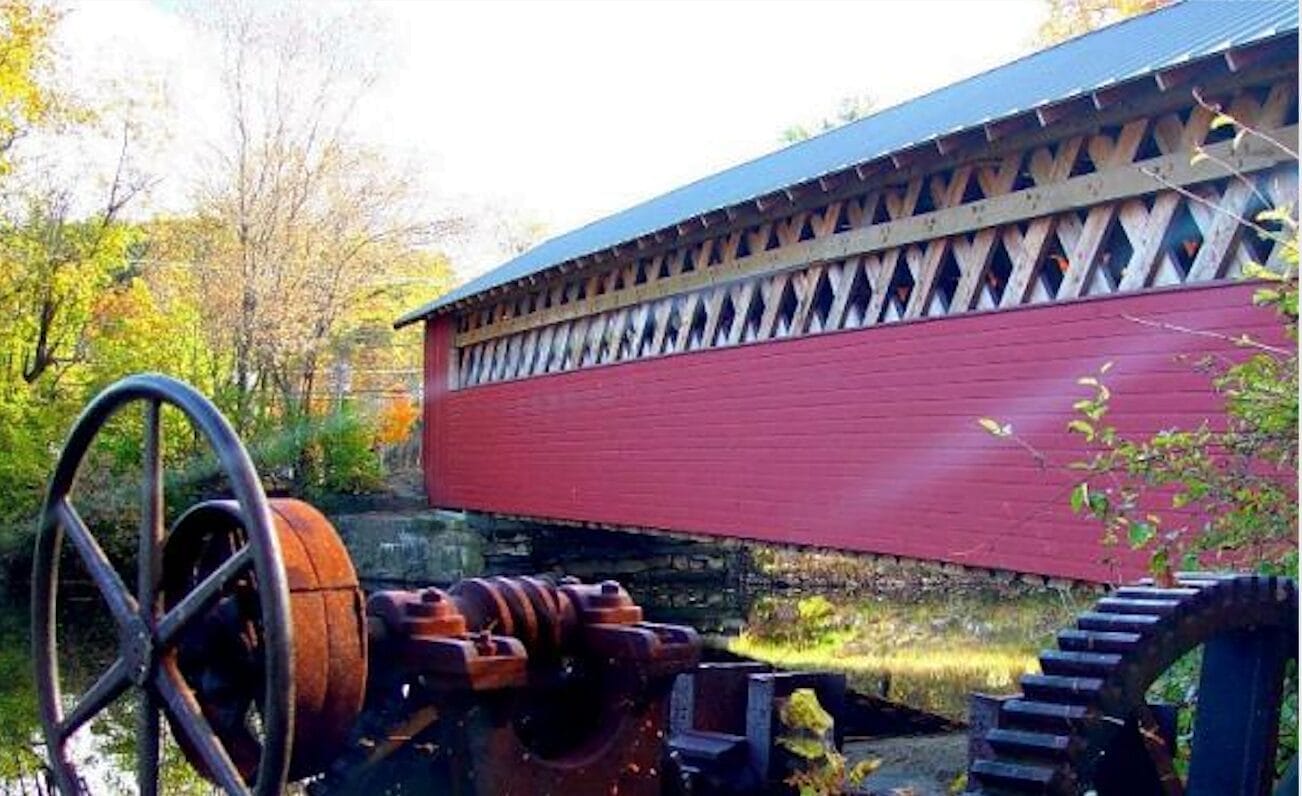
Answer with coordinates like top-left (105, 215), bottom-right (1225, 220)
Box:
top-left (780, 688), bottom-right (835, 738)
top-left (1036, 0), bottom-right (1171, 45)
top-left (977, 417), bottom-right (1012, 438)
top-left (0, 0), bottom-right (61, 172)
top-left (847, 758), bottom-right (881, 785)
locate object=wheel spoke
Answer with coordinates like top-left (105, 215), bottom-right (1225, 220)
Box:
top-left (156, 545), bottom-right (253, 646)
top-left (59, 656), bottom-right (131, 740)
top-left (140, 399), bottom-right (164, 621)
top-left (57, 499), bottom-right (137, 629)
top-left (138, 687), bottom-right (161, 796)
top-left (1135, 705), bottom-right (1185, 796)
top-left (155, 661), bottom-right (250, 796)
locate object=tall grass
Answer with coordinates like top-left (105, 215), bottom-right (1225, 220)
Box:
top-left (730, 590), bottom-right (1093, 720)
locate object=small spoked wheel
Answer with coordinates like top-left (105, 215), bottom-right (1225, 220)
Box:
top-left (32, 374), bottom-right (294, 796)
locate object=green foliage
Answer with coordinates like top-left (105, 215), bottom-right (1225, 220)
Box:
top-left (777, 688), bottom-right (879, 796)
top-left (0, 613), bottom-right (40, 784)
top-left (779, 94), bottom-right (875, 145)
top-left (1066, 223), bottom-right (1297, 581)
top-left (746, 595), bottom-right (848, 649)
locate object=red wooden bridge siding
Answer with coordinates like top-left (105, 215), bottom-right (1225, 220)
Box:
top-left (422, 283), bottom-right (1280, 583)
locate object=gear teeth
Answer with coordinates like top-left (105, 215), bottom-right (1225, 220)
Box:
top-left (1076, 611), bottom-right (1162, 633)
top-left (1038, 649), bottom-right (1121, 677)
top-left (1112, 586), bottom-right (1201, 601)
top-left (1095, 597), bottom-right (1182, 616)
top-left (970, 758), bottom-right (1058, 793)
top-left (986, 727), bottom-right (1073, 760)
top-left (1056, 628), bottom-right (1142, 654)
top-left (1020, 673), bottom-right (1103, 704)
top-left (973, 574), bottom-right (1297, 795)
top-left (1000, 699), bottom-right (1090, 732)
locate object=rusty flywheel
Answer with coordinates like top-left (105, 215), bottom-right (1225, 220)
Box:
top-left (161, 498), bottom-right (367, 783)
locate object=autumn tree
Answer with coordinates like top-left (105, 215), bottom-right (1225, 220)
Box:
top-left (0, 0), bottom-right (60, 174)
top-left (187, 1), bottom-right (453, 433)
top-left (1037, 0), bottom-right (1170, 44)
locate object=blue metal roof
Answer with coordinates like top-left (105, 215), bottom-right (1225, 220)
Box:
top-left (398, 0), bottom-right (1299, 326)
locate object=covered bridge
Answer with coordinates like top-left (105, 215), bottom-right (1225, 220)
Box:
top-left (397, 2), bottom-right (1299, 582)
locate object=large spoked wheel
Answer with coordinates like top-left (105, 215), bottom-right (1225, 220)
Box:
top-left (32, 374), bottom-right (294, 796)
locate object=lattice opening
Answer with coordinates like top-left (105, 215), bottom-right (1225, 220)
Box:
top-left (576, 324), bottom-right (595, 367)
top-left (634, 260), bottom-right (649, 286)
top-left (637, 314), bottom-right (657, 357)
top-left (766, 225), bottom-right (782, 250)
top-left (658, 255), bottom-right (673, 279)
top-left (741, 286), bottom-right (765, 342)
top-left (1160, 199), bottom-right (1203, 280)
top-left (533, 333), bottom-right (551, 374)
top-left (686, 298), bottom-right (708, 350)
top-left (878, 256), bottom-right (914, 323)
top-left (798, 215), bottom-right (818, 242)
top-left (834, 202), bottom-right (853, 233)
top-left (927, 249), bottom-right (963, 316)
top-left (872, 196), bottom-right (892, 225)
top-left (915, 184), bottom-right (937, 215)
top-left (661, 304), bottom-right (681, 354)
top-left (706, 239), bottom-right (724, 266)
top-left (1011, 166), bottom-right (1036, 193)
top-left (843, 264), bottom-right (873, 328)
top-left (773, 279), bottom-right (799, 337)
top-left (979, 237), bottom-right (1014, 309)
top-left (1091, 218), bottom-right (1133, 295)
top-left (1067, 140), bottom-right (1097, 178)
top-left (736, 232), bottom-right (752, 259)
top-left (1240, 185), bottom-right (1277, 267)
top-left (1202, 115), bottom-right (1235, 147)
top-left (682, 249), bottom-right (698, 274)
top-left (714, 294), bottom-right (737, 346)
top-left (961, 173), bottom-right (986, 204)
top-left (625, 315), bottom-right (643, 359)
top-left (1030, 234), bottom-right (1068, 303)
top-left (1133, 124), bottom-right (1163, 161)
top-left (802, 269), bottom-right (831, 333)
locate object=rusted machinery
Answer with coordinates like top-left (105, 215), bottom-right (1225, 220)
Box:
top-left (31, 374), bottom-right (700, 796)
top-left (29, 375), bottom-right (1300, 795)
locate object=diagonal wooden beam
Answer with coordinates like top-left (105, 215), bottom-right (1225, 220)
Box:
top-left (1117, 192), bottom-right (1182, 291)
top-left (455, 126), bottom-right (1298, 347)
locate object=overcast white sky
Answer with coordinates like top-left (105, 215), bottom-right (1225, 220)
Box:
top-left (61, 0), bottom-right (1049, 279)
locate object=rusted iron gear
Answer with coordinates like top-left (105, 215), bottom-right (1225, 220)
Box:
top-left (369, 576), bottom-right (647, 660)
top-left (332, 575), bottom-right (700, 796)
top-left (163, 498), bottom-right (367, 784)
top-left (968, 573), bottom-right (1298, 795)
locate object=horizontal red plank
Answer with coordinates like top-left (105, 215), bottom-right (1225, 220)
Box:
top-left (424, 282), bottom-right (1281, 583)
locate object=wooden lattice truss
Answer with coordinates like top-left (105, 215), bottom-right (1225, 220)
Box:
top-left (454, 75), bottom-right (1298, 389)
